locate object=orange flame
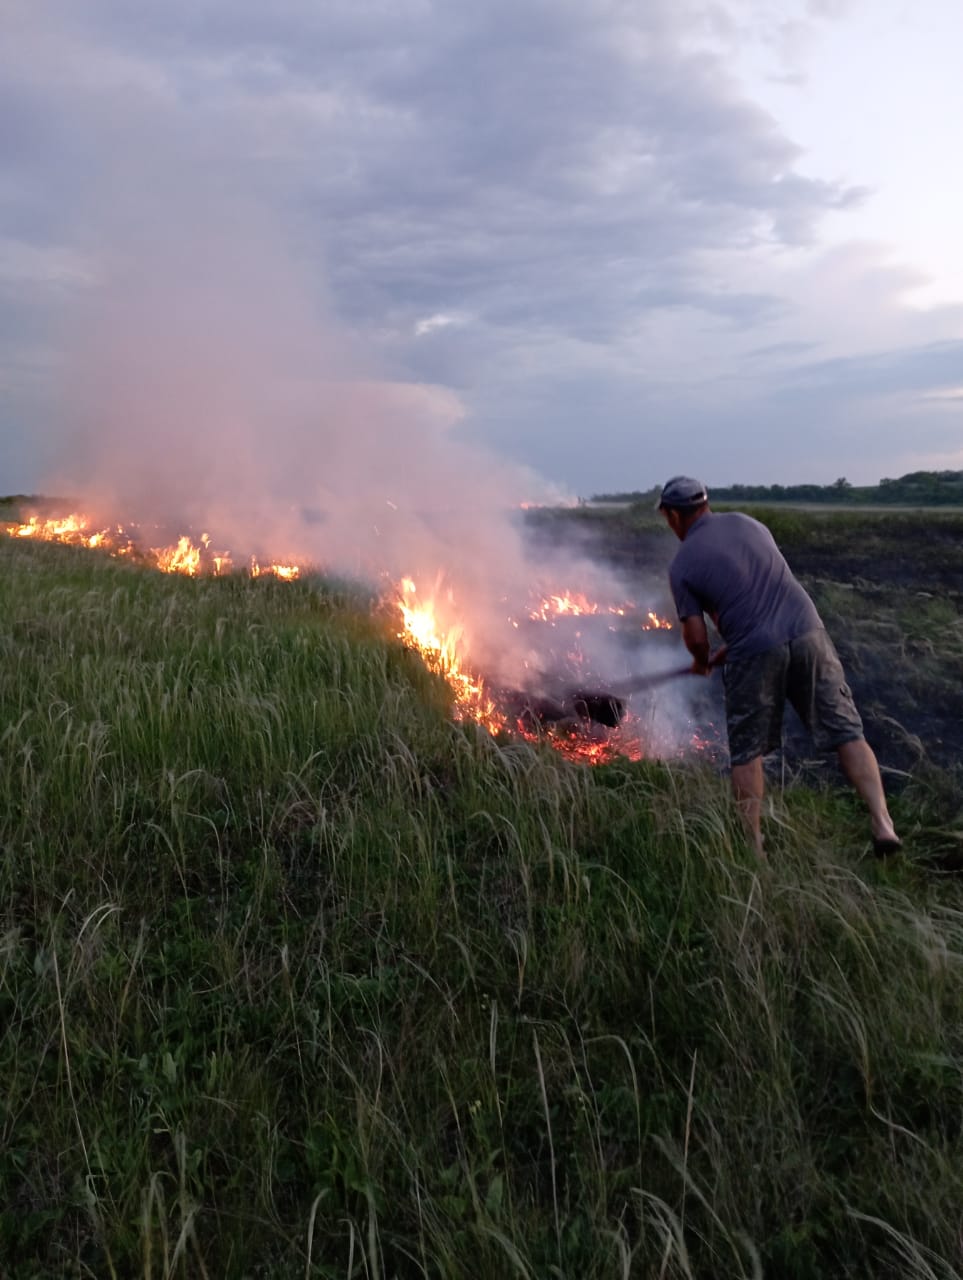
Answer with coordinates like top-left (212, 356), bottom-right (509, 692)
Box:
top-left (6, 509), bottom-right (691, 765)
top-left (151, 535), bottom-right (203, 576)
top-left (251, 558), bottom-right (301, 580)
top-left (528, 591), bottom-right (628, 620)
top-left (393, 579), bottom-right (670, 764)
top-left (394, 578), bottom-right (506, 735)
top-left (527, 592), bottom-right (673, 631)
top-left (4, 511), bottom-right (302, 581)
top-left (12, 513), bottom-right (108, 546)
top-left (548, 731), bottom-right (645, 766)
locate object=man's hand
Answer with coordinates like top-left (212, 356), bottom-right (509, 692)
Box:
top-left (709, 644), bottom-right (727, 669)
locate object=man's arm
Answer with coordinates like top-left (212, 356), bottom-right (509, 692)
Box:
top-left (670, 566), bottom-right (725, 672)
top-left (681, 615), bottom-right (710, 673)
top-left (680, 615), bottom-right (728, 675)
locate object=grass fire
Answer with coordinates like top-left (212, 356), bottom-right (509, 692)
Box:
top-left (7, 512), bottom-right (302, 581)
top-left (2, 499), bottom-right (962, 1278)
top-left (4, 506), bottom-right (694, 767)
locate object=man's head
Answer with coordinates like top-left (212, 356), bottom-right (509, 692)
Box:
top-left (656, 475), bottom-right (709, 540)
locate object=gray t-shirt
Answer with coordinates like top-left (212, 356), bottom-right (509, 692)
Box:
top-left (668, 511), bottom-right (822, 661)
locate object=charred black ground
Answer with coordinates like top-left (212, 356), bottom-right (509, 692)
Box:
top-left (522, 504), bottom-right (963, 798)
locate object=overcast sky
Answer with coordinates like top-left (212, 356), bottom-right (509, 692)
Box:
top-left (2, 0), bottom-right (962, 500)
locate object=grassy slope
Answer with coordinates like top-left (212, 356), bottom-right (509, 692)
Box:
top-left (1, 538), bottom-right (962, 1278)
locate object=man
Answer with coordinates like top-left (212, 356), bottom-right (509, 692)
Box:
top-left (657, 475), bottom-right (900, 858)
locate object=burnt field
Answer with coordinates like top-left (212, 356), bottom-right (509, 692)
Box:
top-left (525, 504), bottom-right (963, 814)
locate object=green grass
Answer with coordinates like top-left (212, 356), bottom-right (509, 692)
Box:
top-left (721, 505), bottom-right (963, 568)
top-left (2, 538), bottom-right (963, 1278)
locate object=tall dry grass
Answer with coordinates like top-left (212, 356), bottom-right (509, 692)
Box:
top-left (1, 537), bottom-right (961, 1278)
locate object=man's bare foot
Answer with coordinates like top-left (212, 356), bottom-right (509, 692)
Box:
top-left (872, 835), bottom-right (903, 857)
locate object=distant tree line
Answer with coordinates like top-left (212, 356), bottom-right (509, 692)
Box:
top-left (590, 471), bottom-right (963, 507)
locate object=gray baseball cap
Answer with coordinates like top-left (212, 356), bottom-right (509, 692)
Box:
top-left (656, 475), bottom-right (708, 511)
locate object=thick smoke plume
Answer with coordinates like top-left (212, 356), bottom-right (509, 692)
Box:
top-left (40, 103), bottom-right (702, 748)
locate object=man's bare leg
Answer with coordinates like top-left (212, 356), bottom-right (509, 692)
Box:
top-left (836, 738), bottom-right (900, 845)
top-left (731, 757), bottom-right (765, 857)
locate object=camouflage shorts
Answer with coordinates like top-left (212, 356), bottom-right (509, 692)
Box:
top-left (722, 628), bottom-right (864, 766)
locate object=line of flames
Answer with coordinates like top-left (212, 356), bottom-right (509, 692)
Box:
top-left (5, 511), bottom-right (678, 764)
top-left (395, 578), bottom-right (666, 764)
top-left (528, 591), bottom-right (672, 631)
top-left (6, 513), bottom-right (300, 580)
top-left (395, 577), bottom-right (509, 737)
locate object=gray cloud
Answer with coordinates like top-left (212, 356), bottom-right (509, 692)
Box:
top-left (778, 339), bottom-right (963, 397)
top-left (0, 0), bottom-right (959, 504)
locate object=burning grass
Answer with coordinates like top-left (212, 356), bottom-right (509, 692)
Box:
top-left (5, 509), bottom-right (302, 580)
top-left (389, 574), bottom-right (690, 766)
top-left (2, 532), bottom-right (963, 1277)
top-left (3, 508), bottom-right (696, 767)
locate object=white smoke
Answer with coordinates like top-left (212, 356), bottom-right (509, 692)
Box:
top-left (36, 60), bottom-right (706, 750)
